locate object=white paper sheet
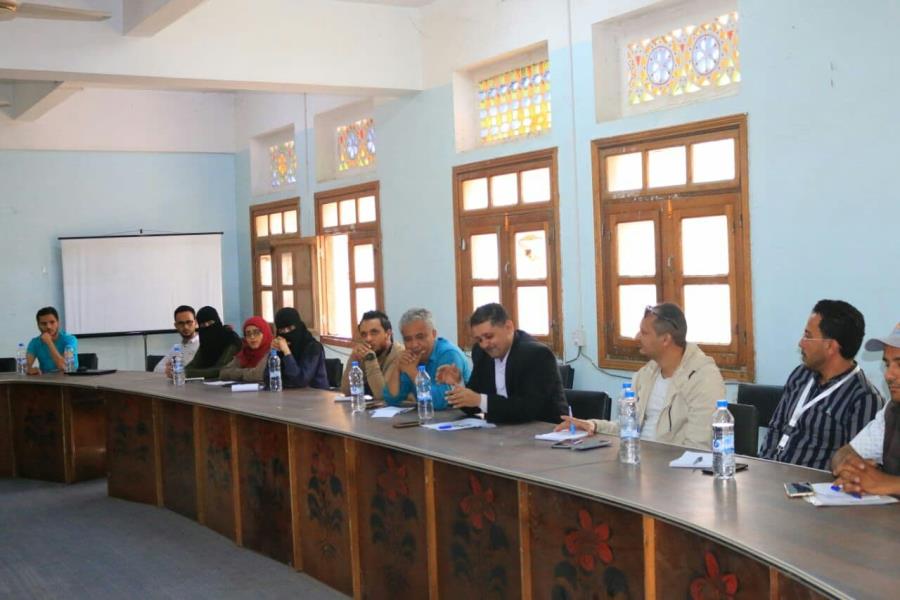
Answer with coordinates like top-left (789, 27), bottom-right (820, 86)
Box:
top-left (804, 483), bottom-right (899, 507)
top-left (534, 430), bottom-right (590, 442)
top-left (669, 451), bottom-right (713, 469)
top-left (230, 383), bottom-right (262, 392)
top-left (203, 380), bottom-right (236, 386)
top-left (334, 394), bottom-right (373, 402)
top-left (422, 418), bottom-right (497, 431)
top-left (370, 406), bottom-right (414, 418)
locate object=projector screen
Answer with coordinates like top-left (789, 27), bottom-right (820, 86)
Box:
top-left (60, 233), bottom-right (224, 335)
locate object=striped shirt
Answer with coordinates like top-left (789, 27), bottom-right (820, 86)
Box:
top-left (760, 363), bottom-right (884, 470)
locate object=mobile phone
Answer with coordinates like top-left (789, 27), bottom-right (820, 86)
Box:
top-left (784, 482), bottom-right (815, 498)
top-left (701, 462), bottom-right (749, 475)
top-left (552, 438), bottom-right (612, 451)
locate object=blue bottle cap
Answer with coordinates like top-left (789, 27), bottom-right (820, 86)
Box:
top-left (417, 365), bottom-right (426, 371)
top-left (717, 399), bottom-right (728, 408)
top-left (352, 361), bottom-right (359, 367)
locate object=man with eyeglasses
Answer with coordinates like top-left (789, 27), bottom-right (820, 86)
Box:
top-left (558, 302), bottom-right (724, 449)
top-left (760, 300), bottom-right (883, 470)
top-left (156, 305), bottom-right (199, 375)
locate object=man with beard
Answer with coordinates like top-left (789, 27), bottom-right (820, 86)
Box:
top-left (340, 310), bottom-right (402, 402)
top-left (831, 323), bottom-right (900, 495)
top-left (184, 306), bottom-right (242, 379)
top-left (158, 305), bottom-right (200, 376)
top-left (26, 306), bottom-right (78, 374)
top-left (760, 300), bottom-right (883, 470)
top-left (271, 307), bottom-right (329, 389)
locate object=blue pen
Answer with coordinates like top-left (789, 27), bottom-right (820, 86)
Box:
top-left (830, 483), bottom-right (862, 499)
top-left (568, 405), bottom-right (576, 434)
top-left (438, 424), bottom-right (453, 430)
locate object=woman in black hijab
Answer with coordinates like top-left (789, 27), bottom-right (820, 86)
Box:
top-left (271, 307), bottom-right (329, 389)
top-left (185, 306), bottom-right (242, 379)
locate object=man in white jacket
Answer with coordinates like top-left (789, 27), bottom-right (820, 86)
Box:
top-left (558, 303), bottom-right (724, 449)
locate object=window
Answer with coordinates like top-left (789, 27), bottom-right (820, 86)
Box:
top-left (316, 182), bottom-right (383, 344)
top-left (593, 115), bottom-right (753, 380)
top-left (251, 200), bottom-right (318, 330)
top-left (478, 59), bottom-right (551, 145)
top-left (269, 139), bottom-right (298, 187)
top-left (453, 149), bottom-right (562, 354)
top-left (337, 118), bottom-right (376, 172)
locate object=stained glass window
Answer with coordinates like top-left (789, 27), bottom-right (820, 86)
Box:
top-left (337, 118), bottom-right (376, 172)
top-left (478, 59), bottom-right (551, 145)
top-left (269, 140), bottom-right (297, 188)
top-left (627, 12), bottom-right (740, 106)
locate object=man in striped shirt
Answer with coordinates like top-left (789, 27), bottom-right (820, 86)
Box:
top-left (760, 300), bottom-right (884, 470)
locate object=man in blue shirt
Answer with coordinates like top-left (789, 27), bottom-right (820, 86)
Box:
top-left (26, 306), bottom-right (78, 374)
top-left (383, 307), bottom-right (471, 409)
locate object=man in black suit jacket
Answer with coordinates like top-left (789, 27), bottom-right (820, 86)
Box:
top-left (438, 303), bottom-right (566, 424)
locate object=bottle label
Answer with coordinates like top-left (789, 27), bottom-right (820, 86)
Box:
top-left (713, 435), bottom-right (735, 454)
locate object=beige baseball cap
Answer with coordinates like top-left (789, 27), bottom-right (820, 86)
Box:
top-left (864, 323), bottom-right (900, 351)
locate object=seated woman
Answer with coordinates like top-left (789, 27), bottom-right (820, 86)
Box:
top-left (271, 307), bottom-right (329, 390)
top-left (185, 306), bottom-right (242, 379)
top-left (219, 316), bottom-right (273, 382)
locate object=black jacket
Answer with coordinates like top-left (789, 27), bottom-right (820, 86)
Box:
top-left (464, 330), bottom-right (566, 424)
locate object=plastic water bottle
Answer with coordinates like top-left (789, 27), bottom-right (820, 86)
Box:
top-left (349, 361), bottom-right (365, 413)
top-left (15, 343), bottom-right (27, 376)
top-left (171, 344), bottom-right (185, 387)
top-left (268, 349), bottom-right (282, 392)
top-left (618, 390), bottom-right (640, 464)
top-left (415, 365), bottom-right (433, 424)
top-left (617, 380), bottom-right (633, 419)
top-left (712, 399), bottom-right (735, 480)
top-left (63, 345), bottom-right (76, 373)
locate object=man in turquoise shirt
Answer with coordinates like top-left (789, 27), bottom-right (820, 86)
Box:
top-left (383, 307), bottom-right (471, 409)
top-left (26, 306), bottom-right (78, 374)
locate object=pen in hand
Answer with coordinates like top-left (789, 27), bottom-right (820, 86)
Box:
top-left (568, 405), bottom-right (576, 435)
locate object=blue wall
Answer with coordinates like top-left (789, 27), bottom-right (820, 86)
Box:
top-left (0, 150), bottom-right (239, 369)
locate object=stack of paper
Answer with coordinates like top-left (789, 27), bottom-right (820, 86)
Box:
top-left (334, 394), bottom-right (373, 402)
top-left (669, 451), bottom-right (713, 469)
top-left (370, 406), bottom-right (414, 418)
top-left (534, 430), bottom-right (589, 442)
top-left (422, 418), bottom-right (497, 431)
top-left (804, 483), bottom-right (898, 507)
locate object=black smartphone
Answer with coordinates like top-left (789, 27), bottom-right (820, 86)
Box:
top-left (784, 482), bottom-right (815, 498)
top-left (552, 438), bottom-right (612, 451)
top-left (701, 462), bottom-right (749, 475)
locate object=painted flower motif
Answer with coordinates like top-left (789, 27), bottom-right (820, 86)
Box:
top-left (310, 439), bottom-right (335, 483)
top-left (564, 508), bottom-right (613, 572)
top-left (459, 474), bottom-right (496, 530)
top-left (689, 551), bottom-right (738, 600)
top-left (376, 453), bottom-right (409, 501)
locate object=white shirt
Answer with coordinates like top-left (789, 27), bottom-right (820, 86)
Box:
top-left (640, 374), bottom-right (670, 441)
top-left (849, 402), bottom-right (887, 462)
top-left (479, 348), bottom-right (511, 414)
top-left (153, 334), bottom-right (200, 373)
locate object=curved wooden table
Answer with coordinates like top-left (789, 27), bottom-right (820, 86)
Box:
top-left (1, 372), bottom-right (897, 599)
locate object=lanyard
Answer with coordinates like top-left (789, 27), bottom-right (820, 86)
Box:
top-left (777, 365), bottom-right (860, 451)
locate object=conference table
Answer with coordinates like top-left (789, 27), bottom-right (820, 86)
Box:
top-left (1, 372), bottom-right (897, 599)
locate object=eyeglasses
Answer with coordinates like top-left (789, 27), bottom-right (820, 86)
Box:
top-left (644, 305), bottom-right (680, 330)
top-left (245, 329), bottom-right (264, 338)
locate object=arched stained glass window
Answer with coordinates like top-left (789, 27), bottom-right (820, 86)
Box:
top-left (337, 118), bottom-right (376, 172)
top-left (478, 59), bottom-right (551, 145)
top-left (269, 140), bottom-right (298, 188)
top-left (627, 12), bottom-right (740, 106)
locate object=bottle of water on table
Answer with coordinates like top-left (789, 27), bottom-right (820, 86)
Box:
top-left (63, 345), bottom-right (76, 373)
top-left (415, 365), bottom-right (433, 424)
top-left (171, 344), bottom-right (185, 387)
top-left (268, 349), bottom-right (282, 392)
top-left (15, 342), bottom-right (27, 376)
top-left (349, 361), bottom-right (365, 413)
top-left (712, 399), bottom-right (735, 480)
top-left (619, 389), bottom-right (640, 464)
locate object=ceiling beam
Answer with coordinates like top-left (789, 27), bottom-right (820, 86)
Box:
top-left (124, 0), bottom-right (208, 36)
top-left (1, 81), bottom-right (81, 121)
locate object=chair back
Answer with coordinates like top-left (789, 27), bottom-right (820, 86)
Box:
top-left (0, 357), bottom-right (15, 373)
top-left (78, 353), bottom-right (99, 370)
top-left (558, 364), bottom-right (575, 389)
top-left (146, 355), bottom-right (165, 372)
top-left (737, 384), bottom-right (783, 428)
top-left (728, 402), bottom-right (759, 457)
top-left (324, 358), bottom-right (344, 389)
top-left (564, 389), bottom-right (612, 421)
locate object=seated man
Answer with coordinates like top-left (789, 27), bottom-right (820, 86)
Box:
top-left (558, 303), bottom-right (724, 449)
top-left (155, 305), bottom-right (200, 375)
top-left (760, 300), bottom-right (883, 470)
top-left (340, 310), bottom-right (403, 402)
top-left (26, 306), bottom-right (79, 374)
top-left (438, 303), bottom-right (566, 424)
top-left (383, 307), bottom-right (471, 408)
top-left (831, 324), bottom-right (900, 495)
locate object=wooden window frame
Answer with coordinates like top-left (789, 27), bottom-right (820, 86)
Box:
top-left (452, 148), bottom-right (563, 355)
top-left (315, 181), bottom-right (384, 347)
top-left (250, 198), bottom-right (306, 324)
top-left (592, 114), bottom-right (755, 381)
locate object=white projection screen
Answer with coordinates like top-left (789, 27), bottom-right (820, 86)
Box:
top-left (60, 233), bottom-right (224, 335)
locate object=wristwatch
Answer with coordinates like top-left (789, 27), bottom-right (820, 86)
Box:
top-left (364, 351), bottom-right (377, 362)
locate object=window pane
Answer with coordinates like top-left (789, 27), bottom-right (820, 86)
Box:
top-left (490, 172), bottom-right (518, 206)
top-left (521, 167), bottom-right (551, 204)
top-left (355, 287), bottom-right (377, 323)
top-left (470, 233), bottom-right (499, 280)
top-left (616, 221), bottom-right (656, 277)
top-left (281, 253), bottom-right (293, 286)
top-left (606, 152), bottom-right (642, 192)
top-left (259, 255), bottom-right (272, 287)
top-left (261, 291), bottom-right (274, 323)
top-left (269, 212), bottom-right (283, 235)
top-left (647, 146), bottom-right (686, 188)
top-left (325, 234), bottom-right (352, 338)
top-left (358, 195), bottom-right (377, 223)
top-left (462, 178), bottom-right (488, 211)
top-left (354, 244), bottom-right (375, 283)
top-left (517, 286), bottom-right (549, 335)
top-left (618, 285), bottom-right (657, 338)
top-left (283, 210), bottom-right (298, 234)
top-left (282, 290), bottom-right (294, 309)
top-left (514, 230), bottom-right (547, 279)
top-left (682, 215), bottom-right (729, 276)
top-left (322, 202), bottom-right (339, 228)
top-left (685, 284), bottom-right (732, 344)
top-left (339, 199), bottom-right (356, 225)
top-left (473, 286), bottom-right (500, 309)
top-left (692, 138), bottom-right (735, 183)
top-left (255, 214), bottom-right (269, 237)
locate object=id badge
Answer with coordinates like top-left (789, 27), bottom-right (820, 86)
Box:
top-left (777, 433), bottom-right (790, 450)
